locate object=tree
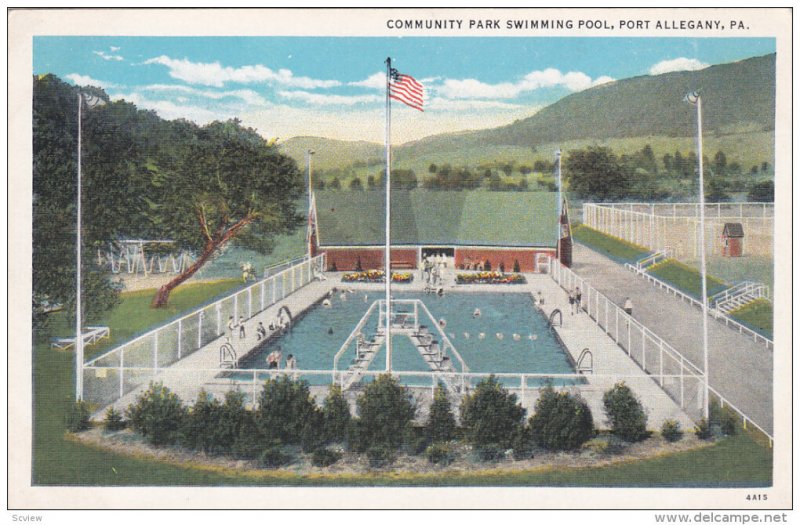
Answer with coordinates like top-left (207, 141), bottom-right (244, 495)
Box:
top-left (425, 382), bottom-right (456, 443)
top-left (529, 385), bottom-right (594, 451)
top-left (151, 120), bottom-right (303, 307)
top-left (355, 374), bottom-right (415, 450)
top-left (713, 150), bottom-right (728, 176)
top-left (367, 175), bottom-right (377, 190)
top-left (428, 163), bottom-right (437, 174)
top-left (329, 177), bottom-right (341, 190)
top-left (321, 384), bottom-right (351, 443)
top-left (564, 146), bottom-right (632, 200)
top-left (255, 375), bottom-right (319, 445)
top-left (349, 177), bottom-right (363, 190)
top-left (748, 180), bottom-right (774, 202)
top-left (459, 375), bottom-right (525, 448)
top-left (33, 74), bottom-right (161, 325)
top-left (602, 382), bottom-right (648, 442)
top-left (378, 169), bottom-right (418, 190)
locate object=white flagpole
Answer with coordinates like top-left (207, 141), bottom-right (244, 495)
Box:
top-left (555, 149), bottom-right (562, 264)
top-left (76, 93), bottom-right (84, 401)
top-left (384, 57), bottom-right (393, 372)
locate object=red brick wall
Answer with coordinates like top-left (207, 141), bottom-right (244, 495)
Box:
top-left (322, 248), bottom-right (418, 271)
top-left (454, 248), bottom-right (553, 273)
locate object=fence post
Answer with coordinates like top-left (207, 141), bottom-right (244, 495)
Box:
top-left (642, 329), bottom-right (646, 371)
top-left (234, 293), bottom-right (238, 320)
top-left (216, 303), bottom-right (222, 335)
top-left (252, 370), bottom-right (258, 408)
top-left (198, 311), bottom-right (203, 348)
top-left (659, 340), bottom-right (664, 387)
top-left (119, 348), bottom-right (125, 399)
top-left (248, 287), bottom-right (252, 318)
top-left (520, 375), bottom-right (526, 405)
top-left (177, 319), bottom-right (182, 359)
top-left (680, 355), bottom-right (685, 408)
top-left (261, 281), bottom-right (265, 312)
top-left (272, 276), bottom-right (277, 305)
top-left (153, 332), bottom-right (159, 371)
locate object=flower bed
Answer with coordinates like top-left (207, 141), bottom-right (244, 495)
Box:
top-left (456, 271), bottom-right (526, 285)
top-left (342, 270), bottom-right (413, 283)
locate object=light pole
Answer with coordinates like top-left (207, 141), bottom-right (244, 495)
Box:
top-left (75, 91), bottom-right (104, 401)
top-left (305, 149), bottom-right (315, 259)
top-left (685, 91), bottom-right (710, 420)
top-left (555, 148), bottom-right (562, 264)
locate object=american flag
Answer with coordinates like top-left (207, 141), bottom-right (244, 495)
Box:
top-left (389, 68), bottom-right (424, 111)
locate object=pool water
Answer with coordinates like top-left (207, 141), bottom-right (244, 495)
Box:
top-left (236, 291), bottom-right (577, 386)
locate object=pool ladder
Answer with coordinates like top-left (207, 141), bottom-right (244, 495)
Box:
top-left (576, 348), bottom-right (593, 374)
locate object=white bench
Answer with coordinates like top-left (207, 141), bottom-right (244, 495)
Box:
top-left (51, 326), bottom-right (111, 350)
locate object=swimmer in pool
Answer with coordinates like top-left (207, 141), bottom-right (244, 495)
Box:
top-left (473, 308), bottom-right (481, 318)
top-left (327, 327), bottom-right (334, 335)
top-left (513, 333), bottom-right (521, 341)
top-left (322, 298), bottom-right (332, 308)
top-left (496, 333), bottom-right (504, 340)
top-left (340, 292), bottom-right (347, 301)
top-left (463, 332), bottom-right (470, 339)
top-left (528, 333), bottom-right (538, 341)
top-left (439, 318), bottom-right (447, 328)
top-left (478, 332), bottom-right (486, 340)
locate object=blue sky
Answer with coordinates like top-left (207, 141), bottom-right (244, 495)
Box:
top-left (34, 36), bottom-right (775, 143)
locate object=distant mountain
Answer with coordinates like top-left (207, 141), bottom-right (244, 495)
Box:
top-left (281, 53), bottom-right (775, 169)
top-left (406, 53), bottom-right (775, 150)
top-left (279, 136), bottom-right (383, 171)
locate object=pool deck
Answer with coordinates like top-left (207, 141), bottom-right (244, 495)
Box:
top-left (93, 270), bottom-right (694, 430)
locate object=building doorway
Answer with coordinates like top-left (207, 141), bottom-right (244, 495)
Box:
top-left (421, 247), bottom-right (455, 269)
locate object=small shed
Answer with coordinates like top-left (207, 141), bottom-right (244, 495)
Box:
top-left (721, 222), bottom-right (744, 257)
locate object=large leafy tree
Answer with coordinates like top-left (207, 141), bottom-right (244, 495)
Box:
top-left (564, 146), bottom-right (633, 201)
top-left (151, 119), bottom-right (303, 307)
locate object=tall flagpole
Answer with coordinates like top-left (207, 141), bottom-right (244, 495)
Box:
top-left (76, 93), bottom-right (84, 401)
top-left (694, 94), bottom-right (710, 421)
top-left (384, 57), bottom-right (393, 372)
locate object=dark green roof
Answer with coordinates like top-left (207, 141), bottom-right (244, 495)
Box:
top-left (314, 190), bottom-right (559, 247)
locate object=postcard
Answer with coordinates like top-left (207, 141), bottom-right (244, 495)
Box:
top-left (8, 7), bottom-right (792, 513)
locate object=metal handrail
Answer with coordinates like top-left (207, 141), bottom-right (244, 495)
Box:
top-left (416, 300), bottom-right (470, 374)
top-left (332, 300), bottom-right (380, 374)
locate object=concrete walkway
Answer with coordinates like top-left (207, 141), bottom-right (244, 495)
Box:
top-left (570, 243), bottom-right (773, 434)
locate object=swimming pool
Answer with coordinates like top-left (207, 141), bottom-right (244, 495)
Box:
top-left (236, 291), bottom-right (578, 387)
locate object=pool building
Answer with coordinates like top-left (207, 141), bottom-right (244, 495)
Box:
top-left (308, 190), bottom-right (573, 273)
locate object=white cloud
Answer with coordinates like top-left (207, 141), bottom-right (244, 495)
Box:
top-left (110, 92), bottom-right (229, 124)
top-left (649, 57), bottom-right (709, 75)
top-left (143, 55), bottom-right (341, 89)
top-left (93, 50), bottom-right (124, 61)
top-left (348, 72), bottom-right (386, 89)
top-left (439, 68), bottom-right (614, 99)
top-left (278, 90), bottom-right (381, 106)
top-left (65, 73), bottom-right (116, 89)
top-left (142, 84), bottom-right (268, 106)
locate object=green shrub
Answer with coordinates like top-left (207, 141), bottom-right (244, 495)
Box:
top-left (65, 400), bottom-right (91, 432)
top-left (259, 441), bottom-right (293, 468)
top-left (661, 419), bottom-right (683, 442)
top-left (300, 414), bottom-right (325, 453)
top-left (425, 442), bottom-right (455, 465)
top-left (231, 412), bottom-right (262, 460)
top-left (311, 447), bottom-right (342, 468)
top-left (103, 406), bottom-right (126, 432)
top-left (582, 437), bottom-right (610, 454)
top-left (426, 382), bottom-right (456, 443)
top-left (180, 390), bottom-right (223, 453)
top-left (126, 382), bottom-right (186, 446)
top-left (602, 382), bottom-right (648, 442)
top-left (255, 375), bottom-right (320, 445)
top-left (403, 425), bottom-right (430, 456)
top-left (530, 385), bottom-right (595, 451)
top-left (721, 411), bottom-right (739, 436)
top-left (356, 374), bottom-right (415, 451)
top-left (475, 443), bottom-right (505, 462)
top-left (511, 425), bottom-right (535, 460)
top-left (321, 384), bottom-right (351, 444)
top-left (710, 403), bottom-right (739, 436)
top-left (694, 418), bottom-right (713, 440)
top-left (460, 375), bottom-right (525, 449)
top-left (366, 444), bottom-right (396, 468)
top-left (215, 390), bottom-right (251, 455)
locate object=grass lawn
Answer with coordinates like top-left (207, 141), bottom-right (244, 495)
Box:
top-left (648, 259), bottom-right (729, 299)
top-left (32, 279), bottom-right (772, 487)
top-left (572, 224), bottom-right (650, 264)
top-left (728, 299), bottom-right (774, 339)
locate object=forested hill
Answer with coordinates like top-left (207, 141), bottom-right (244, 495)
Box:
top-left (406, 53), bottom-right (775, 150)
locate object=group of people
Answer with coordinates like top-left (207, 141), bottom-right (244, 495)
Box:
top-left (422, 255), bottom-right (446, 290)
top-left (226, 315), bottom-right (247, 341)
top-left (266, 347), bottom-right (297, 372)
top-left (568, 287), bottom-right (583, 315)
